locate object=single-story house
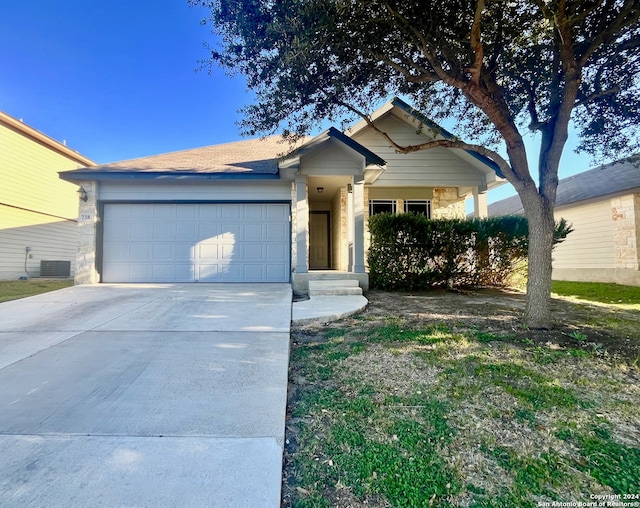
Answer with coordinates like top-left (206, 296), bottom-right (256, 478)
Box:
top-left (60, 98), bottom-right (505, 293)
top-left (0, 111), bottom-right (95, 279)
top-left (489, 159), bottom-right (640, 286)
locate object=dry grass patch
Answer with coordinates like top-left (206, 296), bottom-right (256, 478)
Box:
top-left (284, 289), bottom-right (640, 508)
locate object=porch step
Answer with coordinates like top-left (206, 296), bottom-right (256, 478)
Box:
top-left (309, 279), bottom-right (363, 296)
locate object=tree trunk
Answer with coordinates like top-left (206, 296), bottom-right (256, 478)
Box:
top-left (522, 195), bottom-right (556, 328)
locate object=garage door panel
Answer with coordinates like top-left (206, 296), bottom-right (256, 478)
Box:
top-left (266, 223), bottom-right (288, 241)
top-left (176, 224), bottom-right (199, 241)
top-left (152, 206), bottom-right (175, 220)
top-left (266, 205), bottom-right (288, 220)
top-left (243, 265), bottom-right (263, 279)
top-left (266, 244), bottom-right (287, 261)
top-left (243, 223), bottom-right (263, 240)
top-left (152, 244), bottom-right (176, 261)
top-left (266, 264), bottom-right (288, 280)
top-left (130, 244), bottom-right (152, 261)
top-left (176, 205), bottom-right (197, 220)
top-left (243, 205), bottom-right (263, 220)
top-left (198, 244), bottom-right (220, 259)
top-left (129, 223), bottom-right (154, 241)
top-left (102, 203), bottom-right (290, 283)
top-left (152, 223), bottom-right (175, 240)
top-left (243, 245), bottom-right (264, 260)
top-left (198, 223), bottom-right (220, 238)
top-left (221, 205), bottom-right (242, 219)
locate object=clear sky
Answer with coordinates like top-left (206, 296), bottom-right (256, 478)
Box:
top-left (1, 1), bottom-right (601, 205)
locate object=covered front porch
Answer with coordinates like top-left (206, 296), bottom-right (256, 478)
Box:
top-left (291, 173), bottom-right (370, 295)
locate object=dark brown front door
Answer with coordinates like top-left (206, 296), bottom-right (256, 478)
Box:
top-left (309, 212), bottom-right (330, 269)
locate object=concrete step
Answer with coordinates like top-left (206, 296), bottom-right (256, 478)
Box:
top-left (310, 286), bottom-right (364, 296)
top-left (309, 279), bottom-right (363, 296)
top-left (309, 279), bottom-right (360, 289)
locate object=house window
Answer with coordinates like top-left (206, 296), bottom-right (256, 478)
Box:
top-left (369, 200), bottom-right (396, 215)
top-left (404, 200), bottom-right (432, 217)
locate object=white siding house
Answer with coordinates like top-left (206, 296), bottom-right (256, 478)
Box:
top-left (489, 160), bottom-right (640, 286)
top-left (60, 98), bottom-right (506, 293)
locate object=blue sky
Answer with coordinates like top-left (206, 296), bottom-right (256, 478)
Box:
top-left (1, 1), bottom-right (599, 204)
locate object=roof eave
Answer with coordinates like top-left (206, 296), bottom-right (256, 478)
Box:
top-left (1, 111), bottom-right (96, 167)
top-left (59, 170), bottom-right (281, 182)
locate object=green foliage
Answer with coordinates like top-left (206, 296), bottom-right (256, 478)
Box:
top-left (193, 0), bottom-right (640, 160)
top-left (556, 426), bottom-right (640, 494)
top-left (552, 280), bottom-right (640, 306)
top-left (368, 214), bottom-right (570, 290)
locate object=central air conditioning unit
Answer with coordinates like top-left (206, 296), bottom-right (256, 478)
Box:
top-left (40, 260), bottom-right (71, 277)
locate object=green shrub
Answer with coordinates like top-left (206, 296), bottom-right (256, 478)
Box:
top-left (368, 214), bottom-right (570, 290)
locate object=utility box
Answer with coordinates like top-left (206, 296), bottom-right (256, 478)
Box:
top-left (40, 260), bottom-right (71, 277)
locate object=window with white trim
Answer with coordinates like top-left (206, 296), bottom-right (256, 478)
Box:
top-left (369, 200), bottom-right (396, 215)
top-left (404, 200), bottom-right (432, 217)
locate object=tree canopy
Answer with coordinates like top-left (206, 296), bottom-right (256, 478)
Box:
top-left (193, 0), bottom-right (640, 326)
top-left (196, 0), bottom-right (639, 161)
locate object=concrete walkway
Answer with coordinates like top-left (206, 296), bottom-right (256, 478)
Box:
top-left (292, 295), bottom-right (368, 325)
top-left (0, 284), bottom-right (291, 507)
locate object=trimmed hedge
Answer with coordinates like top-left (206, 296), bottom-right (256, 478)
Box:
top-left (368, 214), bottom-right (571, 290)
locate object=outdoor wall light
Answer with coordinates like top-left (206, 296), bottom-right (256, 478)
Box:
top-left (316, 187), bottom-right (324, 194)
top-left (78, 187), bottom-right (88, 202)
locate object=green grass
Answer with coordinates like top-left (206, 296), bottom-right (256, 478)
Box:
top-left (0, 279), bottom-right (73, 303)
top-left (556, 425), bottom-right (640, 494)
top-left (287, 318), bottom-right (640, 507)
top-left (552, 280), bottom-right (640, 306)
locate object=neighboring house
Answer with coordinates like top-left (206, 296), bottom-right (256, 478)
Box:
top-left (489, 159), bottom-right (640, 286)
top-left (59, 98), bottom-right (505, 293)
top-left (0, 111), bottom-right (95, 280)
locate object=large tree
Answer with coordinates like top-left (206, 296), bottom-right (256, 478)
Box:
top-left (192, 0), bottom-right (640, 327)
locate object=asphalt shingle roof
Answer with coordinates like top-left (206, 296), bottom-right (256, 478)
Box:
top-left (93, 136), bottom-right (299, 174)
top-left (488, 159), bottom-right (640, 216)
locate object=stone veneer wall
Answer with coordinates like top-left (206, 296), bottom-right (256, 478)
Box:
top-left (431, 187), bottom-right (466, 219)
top-left (612, 193), bottom-right (640, 271)
top-left (75, 180), bottom-right (99, 284)
top-left (331, 187), bottom-right (348, 270)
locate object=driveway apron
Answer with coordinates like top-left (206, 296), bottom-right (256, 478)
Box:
top-left (0, 283), bottom-right (292, 507)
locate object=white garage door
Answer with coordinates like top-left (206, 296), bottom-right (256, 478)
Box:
top-left (102, 203), bottom-right (290, 283)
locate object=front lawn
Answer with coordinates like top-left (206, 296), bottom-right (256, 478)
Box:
top-left (0, 279), bottom-right (74, 303)
top-left (552, 280), bottom-right (640, 308)
top-left (284, 288), bottom-right (640, 507)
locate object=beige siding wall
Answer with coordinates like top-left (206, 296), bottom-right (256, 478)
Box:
top-left (552, 200), bottom-right (615, 270)
top-left (0, 122), bottom-right (87, 279)
top-left (551, 194), bottom-right (640, 286)
top-left (0, 205), bottom-right (77, 279)
top-left (301, 139), bottom-right (364, 175)
top-left (353, 115), bottom-right (485, 187)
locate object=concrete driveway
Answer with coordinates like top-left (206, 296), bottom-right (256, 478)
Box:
top-left (0, 283), bottom-right (292, 507)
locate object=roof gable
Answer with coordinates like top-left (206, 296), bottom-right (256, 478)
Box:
top-left (347, 97), bottom-right (504, 179)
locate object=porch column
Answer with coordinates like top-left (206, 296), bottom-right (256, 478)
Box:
top-left (473, 187), bottom-right (488, 218)
top-left (76, 181), bottom-right (100, 284)
top-left (352, 176), bottom-right (366, 273)
top-left (295, 175), bottom-right (309, 273)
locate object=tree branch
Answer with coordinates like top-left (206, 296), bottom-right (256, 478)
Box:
top-left (335, 99), bottom-right (515, 184)
top-left (467, 0), bottom-right (485, 87)
top-left (577, 0), bottom-right (640, 68)
top-left (576, 85), bottom-right (621, 107)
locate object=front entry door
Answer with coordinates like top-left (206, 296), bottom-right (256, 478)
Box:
top-left (309, 212), bottom-right (330, 269)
